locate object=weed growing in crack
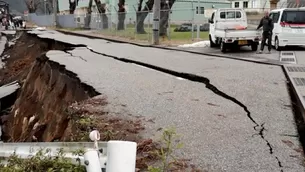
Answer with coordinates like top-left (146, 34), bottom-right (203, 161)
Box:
top-left (0, 148), bottom-right (86, 172)
top-left (103, 130), bottom-right (115, 140)
top-left (148, 128), bottom-right (185, 172)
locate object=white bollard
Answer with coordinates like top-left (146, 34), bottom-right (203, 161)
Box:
top-left (89, 130), bottom-right (100, 142)
top-left (84, 149), bottom-right (102, 172)
top-left (89, 130), bottom-right (100, 150)
top-left (106, 141), bottom-right (137, 172)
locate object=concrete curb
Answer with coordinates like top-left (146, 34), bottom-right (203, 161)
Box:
top-left (282, 65), bottom-right (305, 119)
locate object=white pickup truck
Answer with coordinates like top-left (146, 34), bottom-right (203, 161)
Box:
top-left (208, 8), bottom-right (261, 53)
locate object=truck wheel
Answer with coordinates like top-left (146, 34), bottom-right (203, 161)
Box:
top-left (220, 41), bottom-right (226, 53)
top-left (251, 43), bottom-right (258, 51)
top-left (274, 37), bottom-right (282, 51)
top-left (209, 35), bottom-right (216, 47)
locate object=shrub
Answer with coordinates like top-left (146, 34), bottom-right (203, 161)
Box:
top-left (0, 148), bottom-right (86, 172)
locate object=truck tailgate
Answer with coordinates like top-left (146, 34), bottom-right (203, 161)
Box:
top-left (215, 29), bottom-right (261, 39)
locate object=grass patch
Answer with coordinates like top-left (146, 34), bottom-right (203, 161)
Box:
top-left (59, 24), bottom-right (209, 45)
top-left (61, 27), bottom-right (86, 31)
top-left (97, 26), bottom-right (209, 43)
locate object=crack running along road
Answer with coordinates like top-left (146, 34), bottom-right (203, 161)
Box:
top-left (82, 46), bottom-right (285, 171)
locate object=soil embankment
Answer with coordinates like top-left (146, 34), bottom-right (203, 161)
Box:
top-left (0, 32), bottom-right (99, 141)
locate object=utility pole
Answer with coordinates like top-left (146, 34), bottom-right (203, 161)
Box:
top-left (152, 0), bottom-right (160, 45)
top-left (53, 0), bottom-right (57, 27)
top-left (44, 0), bottom-right (47, 15)
top-left (196, 0), bottom-right (200, 39)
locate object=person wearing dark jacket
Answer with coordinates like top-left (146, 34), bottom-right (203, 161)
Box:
top-left (257, 11), bottom-right (274, 54)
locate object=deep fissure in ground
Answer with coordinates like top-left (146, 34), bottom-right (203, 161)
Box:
top-left (59, 31), bottom-right (305, 170)
top-left (47, 30), bottom-right (288, 171)
top-left (33, 32), bottom-right (290, 170)
top-left (0, 32), bottom-right (101, 142)
top-left (86, 46), bottom-right (285, 171)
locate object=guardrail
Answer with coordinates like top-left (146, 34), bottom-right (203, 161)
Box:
top-left (0, 130), bottom-right (137, 172)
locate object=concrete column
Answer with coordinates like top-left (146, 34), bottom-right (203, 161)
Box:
top-left (152, 0), bottom-right (160, 45)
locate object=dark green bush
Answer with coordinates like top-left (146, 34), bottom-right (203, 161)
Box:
top-left (0, 148), bottom-right (86, 172)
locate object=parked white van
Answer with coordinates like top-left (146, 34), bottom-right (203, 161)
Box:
top-left (269, 8), bottom-right (305, 50)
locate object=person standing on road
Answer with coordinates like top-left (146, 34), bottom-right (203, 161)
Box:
top-left (256, 11), bottom-right (274, 54)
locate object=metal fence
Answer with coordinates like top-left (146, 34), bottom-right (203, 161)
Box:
top-left (277, 1), bottom-right (305, 8)
top-left (26, 1), bottom-right (304, 44)
top-left (74, 9), bottom-right (207, 43)
top-left (28, 7), bottom-right (210, 44)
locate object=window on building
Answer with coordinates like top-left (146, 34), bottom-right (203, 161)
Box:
top-left (243, 1), bottom-right (248, 8)
top-left (234, 2), bottom-right (239, 8)
top-left (196, 7), bottom-right (205, 14)
top-left (220, 11), bottom-right (242, 19)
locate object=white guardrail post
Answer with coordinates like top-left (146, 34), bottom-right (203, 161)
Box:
top-left (0, 130), bottom-right (137, 172)
top-left (106, 141), bottom-right (137, 172)
top-left (84, 149), bottom-right (102, 172)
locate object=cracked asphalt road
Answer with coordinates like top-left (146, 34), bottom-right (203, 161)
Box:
top-left (29, 30), bottom-right (305, 172)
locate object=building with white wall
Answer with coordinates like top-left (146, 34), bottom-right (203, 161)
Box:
top-left (228, 0), bottom-right (270, 9)
top-left (277, 0), bottom-right (288, 8)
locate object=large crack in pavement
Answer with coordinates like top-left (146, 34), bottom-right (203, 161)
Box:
top-left (68, 45), bottom-right (284, 171)
top-left (63, 49), bottom-right (88, 62)
top-left (258, 123), bottom-right (283, 171)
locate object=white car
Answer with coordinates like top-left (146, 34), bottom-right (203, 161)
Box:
top-left (269, 8), bottom-right (305, 50)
